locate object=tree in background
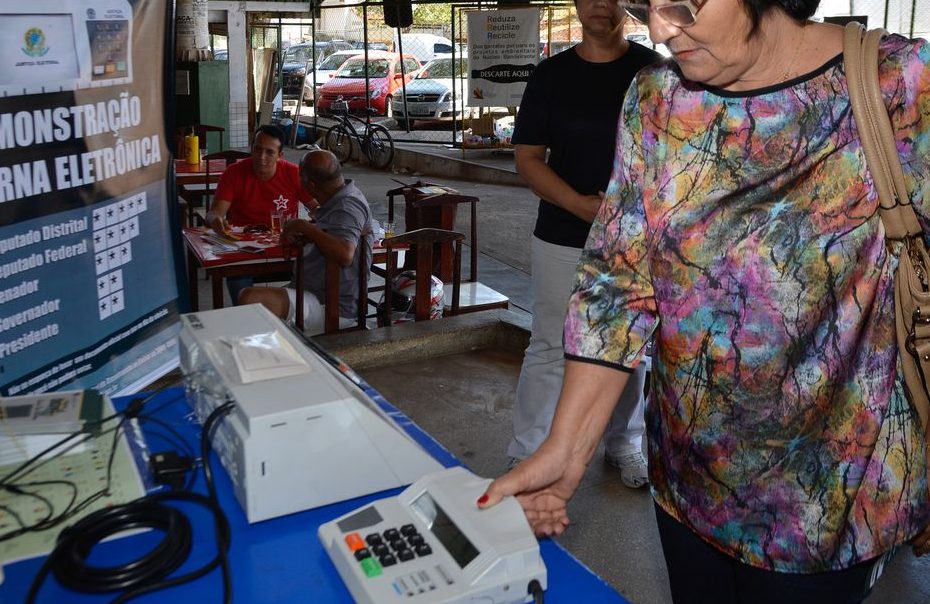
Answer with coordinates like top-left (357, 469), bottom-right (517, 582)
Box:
top-left (413, 3), bottom-right (451, 25)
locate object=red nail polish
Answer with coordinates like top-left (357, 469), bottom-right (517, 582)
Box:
top-left (477, 494), bottom-right (488, 506)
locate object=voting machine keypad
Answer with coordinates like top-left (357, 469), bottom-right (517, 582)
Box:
top-left (343, 524), bottom-right (447, 596)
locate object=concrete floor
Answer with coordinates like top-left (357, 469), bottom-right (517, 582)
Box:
top-left (193, 147), bottom-right (930, 603)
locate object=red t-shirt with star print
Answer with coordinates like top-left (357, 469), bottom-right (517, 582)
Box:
top-left (214, 157), bottom-right (312, 226)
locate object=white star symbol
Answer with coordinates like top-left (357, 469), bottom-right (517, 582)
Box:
top-left (272, 195), bottom-right (290, 211)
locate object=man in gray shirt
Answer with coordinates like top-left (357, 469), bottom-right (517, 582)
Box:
top-left (239, 150), bottom-right (373, 334)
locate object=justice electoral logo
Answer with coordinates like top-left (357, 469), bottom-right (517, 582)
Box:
top-left (22, 27), bottom-right (50, 59)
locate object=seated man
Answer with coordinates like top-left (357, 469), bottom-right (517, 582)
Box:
top-left (204, 124), bottom-right (314, 304)
top-left (238, 150), bottom-right (374, 335)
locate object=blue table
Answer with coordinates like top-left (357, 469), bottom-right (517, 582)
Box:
top-left (1, 385), bottom-right (628, 603)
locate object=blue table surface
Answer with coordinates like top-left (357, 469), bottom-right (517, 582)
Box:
top-left (1, 384), bottom-right (628, 603)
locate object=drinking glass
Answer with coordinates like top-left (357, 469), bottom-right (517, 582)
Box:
top-left (271, 209), bottom-right (285, 234)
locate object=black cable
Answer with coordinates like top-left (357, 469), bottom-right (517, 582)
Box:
top-left (528, 578), bottom-right (545, 604)
top-left (24, 401), bottom-right (236, 604)
top-left (0, 428), bottom-right (102, 487)
top-left (48, 499), bottom-right (193, 592)
top-left (0, 483), bottom-right (58, 540)
top-left (0, 420), bottom-right (129, 543)
top-left (0, 503), bottom-right (26, 529)
top-left (111, 401), bottom-right (235, 604)
top-left (137, 415), bottom-right (198, 462)
top-left (2, 381), bottom-right (188, 537)
top-left (1, 380), bottom-right (182, 488)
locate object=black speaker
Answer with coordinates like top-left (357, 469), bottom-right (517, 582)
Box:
top-left (384, 0), bottom-right (413, 29)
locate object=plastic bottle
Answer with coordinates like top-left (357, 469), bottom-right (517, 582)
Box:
top-left (185, 129), bottom-right (200, 165)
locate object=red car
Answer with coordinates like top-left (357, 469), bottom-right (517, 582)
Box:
top-left (315, 51), bottom-right (421, 117)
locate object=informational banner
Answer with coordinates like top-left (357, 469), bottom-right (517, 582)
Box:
top-left (467, 8), bottom-right (539, 107)
top-left (0, 0), bottom-right (181, 397)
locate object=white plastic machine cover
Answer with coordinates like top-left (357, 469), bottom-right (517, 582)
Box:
top-left (178, 304), bottom-right (443, 522)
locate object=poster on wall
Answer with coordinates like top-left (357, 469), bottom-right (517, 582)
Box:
top-left (466, 8), bottom-right (539, 107)
top-left (0, 0), bottom-right (181, 397)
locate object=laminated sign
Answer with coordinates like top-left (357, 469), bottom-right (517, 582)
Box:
top-left (467, 8), bottom-right (539, 107)
top-left (0, 0), bottom-right (181, 397)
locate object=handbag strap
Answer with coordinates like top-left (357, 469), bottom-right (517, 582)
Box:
top-left (842, 22), bottom-right (922, 240)
top-left (844, 23), bottom-right (930, 435)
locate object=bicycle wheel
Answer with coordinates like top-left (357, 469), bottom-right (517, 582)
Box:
top-left (363, 124), bottom-right (394, 170)
top-left (326, 124), bottom-right (353, 164)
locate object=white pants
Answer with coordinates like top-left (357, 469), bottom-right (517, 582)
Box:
top-left (508, 236), bottom-right (647, 460)
top-left (285, 288), bottom-right (355, 336)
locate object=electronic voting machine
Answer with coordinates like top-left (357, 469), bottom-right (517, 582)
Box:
top-left (179, 304), bottom-right (443, 522)
top-left (319, 466), bottom-right (547, 604)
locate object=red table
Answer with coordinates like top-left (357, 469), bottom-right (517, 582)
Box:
top-left (183, 228), bottom-right (291, 310)
top-left (174, 158), bottom-right (228, 185)
top-left (175, 159), bottom-right (231, 227)
top-left (183, 228), bottom-right (403, 311)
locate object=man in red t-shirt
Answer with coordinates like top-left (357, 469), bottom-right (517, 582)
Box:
top-left (204, 124), bottom-right (315, 304)
top-left (205, 124), bottom-right (314, 232)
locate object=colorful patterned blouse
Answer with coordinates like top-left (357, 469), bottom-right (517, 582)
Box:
top-left (564, 34), bottom-right (930, 573)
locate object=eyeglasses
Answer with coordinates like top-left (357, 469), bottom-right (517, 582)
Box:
top-left (619, 0), bottom-right (703, 28)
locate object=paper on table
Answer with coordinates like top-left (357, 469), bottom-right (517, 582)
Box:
top-left (0, 390), bottom-right (102, 435)
top-left (0, 396), bottom-right (146, 564)
top-left (229, 331), bottom-right (312, 383)
top-left (0, 432), bottom-right (89, 466)
top-left (200, 233), bottom-right (239, 252)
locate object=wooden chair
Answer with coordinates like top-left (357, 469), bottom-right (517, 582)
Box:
top-left (179, 150), bottom-right (249, 227)
top-left (293, 228), bottom-right (373, 335)
top-left (386, 181), bottom-right (478, 282)
top-left (385, 182), bottom-right (508, 315)
top-left (379, 228), bottom-right (463, 326)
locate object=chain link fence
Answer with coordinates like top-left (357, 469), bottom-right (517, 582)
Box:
top-left (247, 1), bottom-right (928, 151)
top-left (842, 0), bottom-right (929, 39)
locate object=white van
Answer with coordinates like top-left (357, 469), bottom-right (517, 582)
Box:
top-left (392, 33), bottom-right (454, 63)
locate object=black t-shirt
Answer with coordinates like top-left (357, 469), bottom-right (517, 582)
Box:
top-left (512, 43), bottom-right (663, 248)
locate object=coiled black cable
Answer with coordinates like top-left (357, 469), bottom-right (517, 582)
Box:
top-left (25, 401), bottom-right (235, 604)
top-left (49, 498), bottom-right (193, 592)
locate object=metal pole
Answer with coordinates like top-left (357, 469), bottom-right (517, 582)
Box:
top-left (451, 3), bottom-right (457, 146)
top-left (291, 17), bottom-right (305, 145)
top-left (396, 22), bottom-right (407, 129)
top-left (311, 13), bottom-right (318, 136)
top-left (364, 3), bottom-right (372, 119)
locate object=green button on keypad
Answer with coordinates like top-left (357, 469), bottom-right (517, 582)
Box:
top-left (360, 557), bottom-right (382, 577)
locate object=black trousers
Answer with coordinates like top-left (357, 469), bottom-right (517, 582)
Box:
top-left (655, 503), bottom-right (892, 604)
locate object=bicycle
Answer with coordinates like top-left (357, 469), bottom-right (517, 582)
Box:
top-left (324, 97), bottom-right (395, 169)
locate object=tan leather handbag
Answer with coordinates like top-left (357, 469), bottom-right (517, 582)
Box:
top-left (843, 22), bottom-right (930, 440)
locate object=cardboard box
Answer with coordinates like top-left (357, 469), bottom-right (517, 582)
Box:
top-left (471, 114), bottom-right (495, 136)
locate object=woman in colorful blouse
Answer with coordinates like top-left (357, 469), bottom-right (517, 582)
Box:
top-left (479, 0), bottom-right (930, 601)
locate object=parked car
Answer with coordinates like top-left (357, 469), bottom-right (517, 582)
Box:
top-left (310, 49), bottom-right (364, 100)
top-left (281, 40), bottom-right (354, 101)
top-left (315, 52), bottom-right (421, 117)
top-left (352, 41), bottom-right (390, 52)
top-left (212, 48), bottom-right (228, 61)
top-left (391, 56), bottom-right (474, 128)
top-left (392, 33), bottom-right (454, 64)
top-left (539, 40), bottom-right (577, 59)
